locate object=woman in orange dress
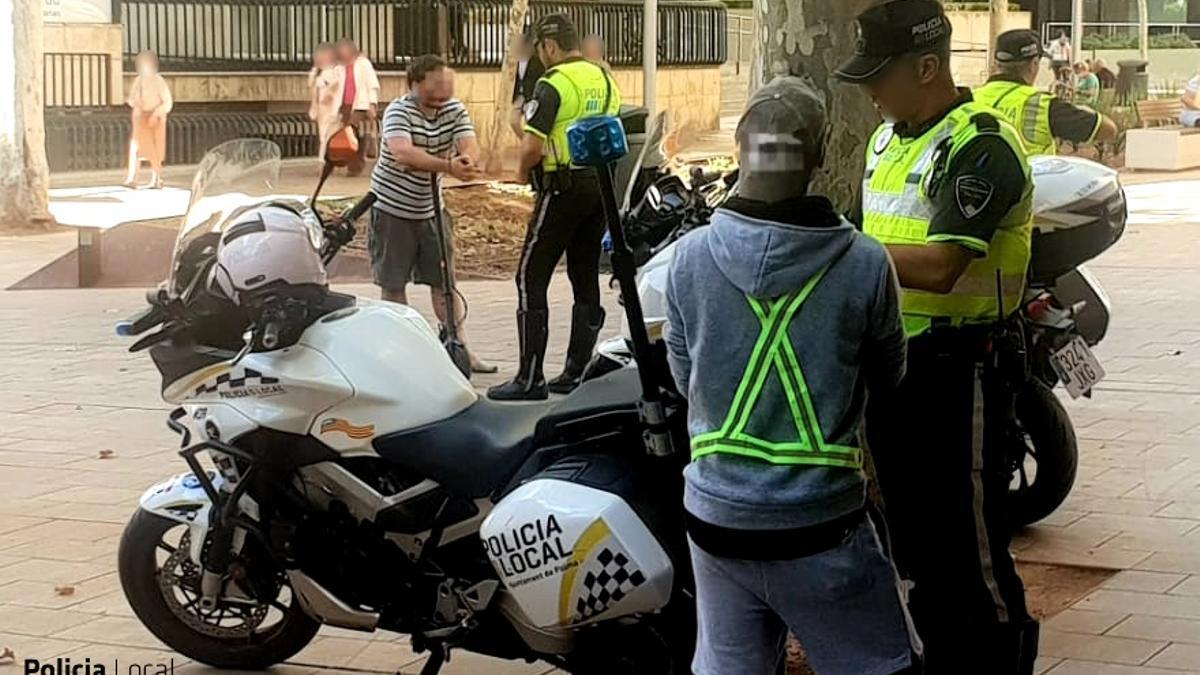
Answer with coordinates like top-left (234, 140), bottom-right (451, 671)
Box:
top-left (125, 51), bottom-right (173, 189)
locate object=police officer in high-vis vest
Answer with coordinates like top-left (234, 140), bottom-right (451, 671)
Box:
top-left (836, 1), bottom-right (1039, 673)
top-left (489, 12), bottom-right (621, 401)
top-left (975, 29), bottom-right (1117, 155)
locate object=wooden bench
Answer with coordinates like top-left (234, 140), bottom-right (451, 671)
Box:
top-left (1136, 98), bottom-right (1185, 128)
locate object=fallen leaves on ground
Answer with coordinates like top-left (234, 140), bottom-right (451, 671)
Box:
top-left (98, 449), bottom-right (115, 459)
top-left (54, 585), bottom-right (75, 596)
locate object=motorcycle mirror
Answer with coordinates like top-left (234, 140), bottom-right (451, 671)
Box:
top-left (231, 332), bottom-right (253, 366)
top-left (310, 127), bottom-right (361, 207)
top-left (324, 127), bottom-right (360, 168)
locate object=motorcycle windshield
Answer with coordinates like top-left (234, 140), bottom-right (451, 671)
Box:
top-left (168, 139), bottom-right (284, 297)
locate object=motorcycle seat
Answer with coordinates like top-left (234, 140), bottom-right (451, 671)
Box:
top-left (372, 369), bottom-right (642, 498)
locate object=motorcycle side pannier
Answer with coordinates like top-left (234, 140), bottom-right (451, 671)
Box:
top-left (1028, 156), bottom-right (1127, 286)
top-left (480, 458), bottom-right (675, 629)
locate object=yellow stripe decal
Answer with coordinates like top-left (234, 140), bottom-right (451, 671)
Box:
top-left (174, 362), bottom-right (233, 397)
top-left (557, 518), bottom-right (611, 624)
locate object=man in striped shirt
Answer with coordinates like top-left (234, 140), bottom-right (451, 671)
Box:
top-left (369, 54), bottom-right (495, 373)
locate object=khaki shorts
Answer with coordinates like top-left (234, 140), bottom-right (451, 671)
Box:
top-left (368, 207), bottom-right (453, 290)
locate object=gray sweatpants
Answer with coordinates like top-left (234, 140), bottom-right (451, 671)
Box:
top-left (689, 518), bottom-right (918, 675)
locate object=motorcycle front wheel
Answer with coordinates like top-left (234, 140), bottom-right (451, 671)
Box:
top-left (1007, 380), bottom-right (1079, 529)
top-left (118, 509), bottom-right (320, 669)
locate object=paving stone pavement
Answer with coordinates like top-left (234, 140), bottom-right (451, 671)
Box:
top-left (1, 178), bottom-right (1199, 674)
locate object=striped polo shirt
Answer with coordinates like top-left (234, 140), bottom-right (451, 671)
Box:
top-left (370, 93), bottom-right (475, 220)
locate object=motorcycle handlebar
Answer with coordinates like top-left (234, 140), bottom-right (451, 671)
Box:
top-left (343, 192), bottom-right (377, 225)
top-left (116, 305), bottom-right (165, 337)
top-left (321, 192), bottom-right (377, 264)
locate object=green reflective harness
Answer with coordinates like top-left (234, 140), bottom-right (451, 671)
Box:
top-left (690, 250), bottom-right (862, 470)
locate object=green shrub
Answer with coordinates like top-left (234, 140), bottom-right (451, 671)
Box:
top-left (941, 2), bottom-right (1022, 10)
top-left (1081, 33), bottom-right (1197, 50)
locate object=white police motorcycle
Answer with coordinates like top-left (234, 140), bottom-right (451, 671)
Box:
top-left (116, 123), bottom-right (694, 674)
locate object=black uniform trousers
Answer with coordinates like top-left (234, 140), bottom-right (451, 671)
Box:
top-left (518, 170), bottom-right (606, 312)
top-left (867, 329), bottom-right (1036, 675)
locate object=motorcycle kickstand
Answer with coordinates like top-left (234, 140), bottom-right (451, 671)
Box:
top-left (415, 643), bottom-right (447, 675)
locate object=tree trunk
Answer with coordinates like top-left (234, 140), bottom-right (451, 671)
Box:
top-left (752, 0), bottom-right (878, 209)
top-left (0, 0), bottom-right (52, 231)
top-left (754, 4), bottom-right (890, 672)
top-left (1136, 0), bottom-right (1149, 61)
top-left (483, 0), bottom-right (530, 175)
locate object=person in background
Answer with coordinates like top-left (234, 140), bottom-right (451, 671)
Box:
top-left (337, 38), bottom-right (381, 176)
top-left (582, 35), bottom-right (612, 72)
top-left (1073, 61), bottom-right (1100, 106)
top-left (976, 29), bottom-right (1117, 155)
top-left (1092, 57), bottom-right (1117, 89)
top-left (511, 31), bottom-right (545, 138)
top-left (1048, 31), bottom-right (1072, 81)
top-left (488, 13), bottom-right (621, 400)
top-left (369, 55), bottom-right (494, 374)
top-left (308, 43), bottom-right (345, 160)
top-left (1181, 70), bottom-right (1200, 127)
top-left (837, 0), bottom-right (1039, 671)
top-left (124, 50), bottom-right (172, 189)
top-left (665, 75), bottom-right (918, 675)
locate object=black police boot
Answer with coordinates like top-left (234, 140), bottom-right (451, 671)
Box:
top-left (547, 304), bottom-right (606, 395)
top-left (487, 310), bottom-right (549, 401)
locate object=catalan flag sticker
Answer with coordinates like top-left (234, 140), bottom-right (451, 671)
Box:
top-left (319, 418), bottom-right (376, 440)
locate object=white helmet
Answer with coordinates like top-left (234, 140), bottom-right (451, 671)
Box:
top-left (209, 203), bottom-right (327, 306)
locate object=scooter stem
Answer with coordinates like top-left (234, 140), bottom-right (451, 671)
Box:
top-left (430, 172), bottom-right (471, 378)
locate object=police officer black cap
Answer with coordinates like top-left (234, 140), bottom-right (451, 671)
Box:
top-left (533, 13), bottom-right (579, 45)
top-left (994, 29), bottom-right (1046, 63)
top-left (834, 0), bottom-right (952, 82)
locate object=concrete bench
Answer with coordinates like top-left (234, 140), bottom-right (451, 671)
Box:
top-left (1125, 125), bottom-right (1200, 171)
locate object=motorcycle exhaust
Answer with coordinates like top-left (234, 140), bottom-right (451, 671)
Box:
top-left (288, 570), bottom-right (380, 631)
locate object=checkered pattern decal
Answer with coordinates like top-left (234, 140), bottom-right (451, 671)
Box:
top-left (194, 368), bottom-right (279, 396)
top-left (572, 547), bottom-right (646, 622)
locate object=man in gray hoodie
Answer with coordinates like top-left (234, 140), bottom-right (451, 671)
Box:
top-left (665, 77), bottom-right (917, 675)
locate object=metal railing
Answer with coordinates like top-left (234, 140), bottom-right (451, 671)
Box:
top-left (44, 111), bottom-right (317, 172)
top-left (118, 0), bottom-right (727, 72)
top-left (44, 53), bottom-right (113, 108)
top-left (726, 13), bottom-right (752, 74)
top-left (1041, 21), bottom-right (1200, 47)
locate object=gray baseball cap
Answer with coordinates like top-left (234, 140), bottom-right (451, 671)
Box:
top-left (736, 76), bottom-right (828, 173)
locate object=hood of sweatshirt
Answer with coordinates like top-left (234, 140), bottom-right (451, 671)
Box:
top-left (707, 197), bottom-right (859, 299)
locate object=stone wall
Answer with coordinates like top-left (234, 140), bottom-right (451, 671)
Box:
top-left (132, 66), bottom-right (722, 148)
top-left (947, 10), bottom-right (1034, 87)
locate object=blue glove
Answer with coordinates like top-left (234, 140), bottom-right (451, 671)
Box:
top-left (601, 230), bottom-right (613, 252)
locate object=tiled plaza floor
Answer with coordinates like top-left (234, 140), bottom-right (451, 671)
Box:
top-left (1, 176), bottom-right (1199, 674)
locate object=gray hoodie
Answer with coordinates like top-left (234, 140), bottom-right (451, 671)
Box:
top-left (665, 198), bottom-right (906, 531)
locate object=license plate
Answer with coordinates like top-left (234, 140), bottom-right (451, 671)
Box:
top-left (1050, 336), bottom-right (1106, 399)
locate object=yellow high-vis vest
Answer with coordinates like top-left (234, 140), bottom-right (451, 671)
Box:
top-left (973, 79), bottom-right (1057, 156)
top-left (862, 102), bottom-right (1033, 337)
top-left (525, 59), bottom-right (621, 172)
